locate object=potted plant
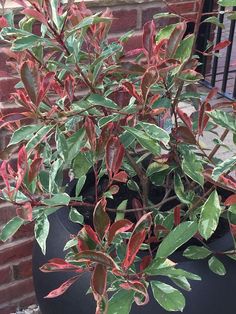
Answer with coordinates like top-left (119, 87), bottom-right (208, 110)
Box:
top-left (0, 0), bottom-right (236, 313)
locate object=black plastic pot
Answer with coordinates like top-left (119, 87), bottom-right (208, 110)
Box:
top-left (33, 181), bottom-right (236, 314)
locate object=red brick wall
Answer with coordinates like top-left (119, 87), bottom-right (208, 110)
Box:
top-left (0, 1), bottom-right (198, 312)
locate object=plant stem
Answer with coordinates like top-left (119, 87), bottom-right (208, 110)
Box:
top-left (209, 129), bottom-right (229, 160)
top-left (125, 151), bottom-right (149, 207)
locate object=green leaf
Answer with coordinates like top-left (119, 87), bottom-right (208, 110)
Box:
top-left (67, 128), bottom-right (85, 162)
top-left (181, 147), bottom-right (204, 187)
top-left (156, 222), bottom-right (198, 259)
top-left (198, 190), bottom-right (222, 240)
top-left (73, 153), bottom-right (92, 178)
top-left (156, 24), bottom-right (177, 43)
top-left (8, 125), bottom-right (42, 146)
top-left (12, 35), bottom-right (42, 51)
top-left (171, 277), bottom-right (191, 291)
top-left (26, 125), bottom-right (54, 152)
top-left (48, 158), bottom-right (63, 193)
top-left (66, 15), bottom-right (112, 38)
top-left (203, 17), bottom-right (225, 29)
top-left (75, 175), bottom-right (86, 197)
top-left (107, 289), bottom-right (134, 314)
top-left (42, 193), bottom-right (70, 206)
top-left (178, 70), bottom-right (204, 82)
top-left (69, 208), bottom-right (84, 225)
top-left (123, 127), bottom-right (161, 155)
top-left (138, 122), bottom-right (170, 145)
top-left (151, 281), bottom-right (185, 312)
top-left (146, 264), bottom-right (201, 281)
top-left (87, 94), bottom-right (118, 109)
top-left (174, 34), bottom-right (195, 62)
top-left (98, 115), bottom-right (120, 128)
top-left (218, 0), bottom-right (236, 6)
top-left (35, 214), bottom-right (49, 255)
top-left (208, 256), bottom-right (226, 276)
top-left (146, 162), bottom-right (169, 177)
top-left (154, 12), bottom-right (179, 20)
top-left (212, 156), bottom-right (236, 180)
top-left (183, 245), bottom-right (211, 260)
top-left (64, 237), bottom-right (78, 251)
top-left (174, 174), bottom-right (194, 205)
top-left (229, 204), bottom-right (236, 214)
top-left (115, 199), bottom-right (128, 221)
top-left (0, 216), bottom-right (24, 242)
top-left (55, 127), bottom-right (68, 160)
top-left (208, 110), bottom-right (236, 133)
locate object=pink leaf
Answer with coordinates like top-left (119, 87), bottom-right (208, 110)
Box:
top-left (21, 8), bottom-right (47, 24)
top-left (93, 198), bottom-right (110, 240)
top-left (224, 194), bottom-right (236, 206)
top-left (91, 264), bottom-right (107, 298)
top-left (120, 280), bottom-right (149, 306)
top-left (112, 171), bottom-right (128, 183)
top-left (174, 205), bottom-right (181, 226)
top-left (44, 275), bottom-right (81, 298)
top-left (143, 20), bottom-right (155, 60)
top-left (105, 136), bottom-right (125, 178)
top-left (122, 230), bottom-right (146, 269)
top-left (177, 108), bottom-right (192, 130)
top-left (108, 219), bottom-right (133, 245)
top-left (40, 258), bottom-right (84, 273)
top-left (212, 40), bottom-right (231, 52)
top-left (28, 157), bottom-right (43, 184)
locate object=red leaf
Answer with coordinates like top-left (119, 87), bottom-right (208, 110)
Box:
top-left (125, 48), bottom-right (144, 58)
top-left (174, 126), bottom-right (196, 144)
top-left (21, 8), bottom-right (47, 24)
top-left (0, 16), bottom-right (8, 28)
top-left (0, 160), bottom-right (10, 193)
top-left (64, 74), bottom-right (75, 102)
top-left (133, 212), bottom-right (152, 235)
top-left (16, 146), bottom-right (28, 190)
top-left (93, 198), bottom-right (110, 240)
top-left (75, 250), bottom-right (118, 269)
top-left (140, 255), bottom-right (152, 272)
top-left (132, 198), bottom-right (143, 220)
top-left (91, 264), bottom-right (107, 298)
top-left (0, 113), bottom-right (29, 130)
top-left (40, 258), bottom-right (84, 273)
top-left (120, 280), bottom-right (149, 306)
top-left (122, 230), bottom-right (146, 269)
top-left (105, 136), bottom-right (125, 178)
top-left (177, 108), bottom-right (192, 130)
top-left (174, 205), bottom-right (181, 226)
top-left (112, 171), bottom-right (128, 183)
top-left (84, 117), bottom-right (96, 151)
top-left (212, 40), bottom-right (231, 52)
top-left (224, 195), bottom-right (236, 206)
top-left (198, 102), bottom-right (211, 135)
top-left (123, 82), bottom-right (141, 102)
top-left (143, 20), bottom-right (155, 60)
top-left (20, 61), bottom-right (39, 105)
top-left (166, 22), bottom-right (187, 57)
top-left (108, 219), bottom-right (133, 245)
top-left (28, 157), bottom-right (43, 184)
top-left (83, 225), bottom-right (100, 245)
top-left (44, 275), bottom-right (81, 298)
top-left (109, 185), bottom-right (119, 195)
top-left (37, 72), bottom-right (55, 105)
top-left (16, 202), bottom-right (32, 221)
top-left (205, 87), bottom-right (218, 103)
top-left (141, 66), bottom-right (158, 101)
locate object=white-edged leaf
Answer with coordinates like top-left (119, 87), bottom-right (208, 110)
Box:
top-left (198, 190), bottom-right (222, 240)
top-left (151, 281), bottom-right (185, 312)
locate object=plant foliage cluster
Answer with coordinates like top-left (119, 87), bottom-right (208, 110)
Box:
top-left (0, 0), bottom-right (236, 313)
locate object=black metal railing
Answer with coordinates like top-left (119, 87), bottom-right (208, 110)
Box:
top-left (199, 1), bottom-right (236, 100)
